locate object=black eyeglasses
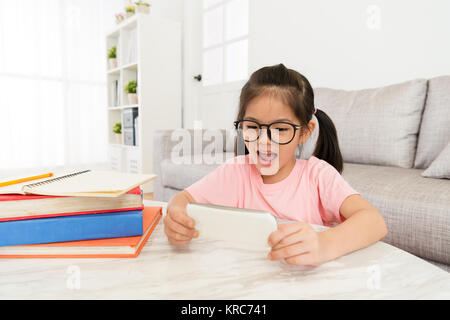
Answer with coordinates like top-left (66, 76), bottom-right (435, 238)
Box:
top-left (233, 120), bottom-right (302, 145)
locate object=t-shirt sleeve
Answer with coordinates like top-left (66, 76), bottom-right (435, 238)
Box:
top-left (313, 159), bottom-right (360, 225)
top-left (184, 161), bottom-right (240, 207)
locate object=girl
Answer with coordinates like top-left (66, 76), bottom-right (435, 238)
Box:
top-left (164, 64), bottom-right (387, 267)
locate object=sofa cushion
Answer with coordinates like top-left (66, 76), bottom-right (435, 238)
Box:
top-left (342, 163), bottom-right (450, 265)
top-left (314, 79), bottom-right (427, 168)
top-left (422, 143), bottom-right (450, 179)
top-left (414, 75), bottom-right (450, 169)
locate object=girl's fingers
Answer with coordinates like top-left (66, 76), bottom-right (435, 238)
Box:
top-left (171, 209), bottom-right (196, 229)
top-left (164, 224), bottom-right (193, 242)
top-left (167, 235), bottom-right (191, 246)
top-left (271, 230), bottom-right (308, 250)
top-left (284, 253), bottom-right (316, 266)
top-left (267, 222), bottom-right (306, 247)
top-left (165, 212), bottom-right (197, 238)
top-left (268, 241), bottom-right (309, 261)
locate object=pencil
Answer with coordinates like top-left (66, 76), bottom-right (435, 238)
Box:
top-left (0, 173), bottom-right (54, 188)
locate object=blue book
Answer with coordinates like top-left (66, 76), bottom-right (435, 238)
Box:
top-left (0, 210), bottom-right (143, 247)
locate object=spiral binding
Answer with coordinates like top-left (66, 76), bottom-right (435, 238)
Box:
top-left (24, 170), bottom-right (91, 189)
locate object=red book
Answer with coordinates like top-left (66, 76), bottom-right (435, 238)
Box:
top-left (0, 187), bottom-right (143, 222)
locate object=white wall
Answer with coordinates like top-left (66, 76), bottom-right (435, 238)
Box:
top-left (249, 0), bottom-right (450, 90)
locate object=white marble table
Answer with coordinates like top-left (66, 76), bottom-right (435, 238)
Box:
top-left (1, 200), bottom-right (449, 299)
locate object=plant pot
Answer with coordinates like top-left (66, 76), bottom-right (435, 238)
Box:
top-left (126, 11), bottom-right (135, 18)
top-left (115, 133), bottom-right (122, 144)
top-left (108, 58), bottom-right (118, 69)
top-left (115, 14), bottom-right (125, 24)
top-left (136, 5), bottom-right (150, 14)
top-left (128, 93), bottom-right (138, 105)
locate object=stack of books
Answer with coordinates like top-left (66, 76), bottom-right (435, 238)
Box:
top-left (0, 170), bottom-right (161, 258)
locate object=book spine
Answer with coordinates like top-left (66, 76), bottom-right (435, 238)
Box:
top-left (115, 79), bottom-right (119, 106)
top-left (0, 210), bottom-right (143, 246)
top-left (0, 206), bottom-right (144, 222)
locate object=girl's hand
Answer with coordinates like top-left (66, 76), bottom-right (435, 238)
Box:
top-left (164, 205), bottom-right (198, 246)
top-left (267, 222), bottom-right (329, 266)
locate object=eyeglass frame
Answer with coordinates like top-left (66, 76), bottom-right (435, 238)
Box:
top-left (233, 119), bottom-right (302, 145)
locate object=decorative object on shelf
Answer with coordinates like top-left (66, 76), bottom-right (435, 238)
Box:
top-left (115, 13), bottom-right (125, 24)
top-left (113, 122), bottom-right (122, 144)
top-left (107, 46), bottom-right (117, 69)
top-left (111, 79), bottom-right (120, 107)
top-left (135, 1), bottom-right (150, 14)
top-left (134, 115), bottom-right (139, 146)
top-left (127, 29), bottom-right (137, 64)
top-left (123, 108), bottom-right (138, 146)
top-left (125, 80), bottom-right (138, 105)
top-left (125, 5), bottom-right (136, 18)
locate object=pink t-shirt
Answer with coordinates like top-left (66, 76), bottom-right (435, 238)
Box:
top-left (185, 155), bottom-right (360, 227)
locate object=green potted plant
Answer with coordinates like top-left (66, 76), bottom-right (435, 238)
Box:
top-left (107, 46), bottom-right (117, 69)
top-left (112, 122), bottom-right (122, 144)
top-left (125, 80), bottom-right (138, 105)
top-left (125, 5), bottom-right (136, 18)
top-left (135, 1), bottom-right (150, 14)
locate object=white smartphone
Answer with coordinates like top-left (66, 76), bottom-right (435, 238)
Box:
top-left (186, 203), bottom-right (278, 248)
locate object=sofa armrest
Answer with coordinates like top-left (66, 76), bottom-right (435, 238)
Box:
top-left (153, 130), bottom-right (181, 201)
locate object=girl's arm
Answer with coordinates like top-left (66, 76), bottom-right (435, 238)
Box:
top-left (319, 194), bottom-right (388, 262)
top-left (268, 194), bottom-right (388, 266)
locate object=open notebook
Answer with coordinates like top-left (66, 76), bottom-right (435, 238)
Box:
top-left (0, 170), bottom-right (157, 197)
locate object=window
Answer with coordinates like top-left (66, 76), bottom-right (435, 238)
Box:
top-left (0, 0), bottom-right (108, 171)
top-left (202, 0), bottom-right (249, 86)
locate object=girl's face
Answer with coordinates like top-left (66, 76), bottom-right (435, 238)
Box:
top-left (243, 94), bottom-right (315, 181)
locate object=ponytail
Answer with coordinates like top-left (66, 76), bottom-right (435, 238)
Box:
top-left (312, 109), bottom-right (344, 174)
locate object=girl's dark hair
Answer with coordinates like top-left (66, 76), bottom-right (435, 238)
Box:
top-left (234, 63), bottom-right (343, 173)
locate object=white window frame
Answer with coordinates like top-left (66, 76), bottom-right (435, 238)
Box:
top-left (202, 0), bottom-right (249, 87)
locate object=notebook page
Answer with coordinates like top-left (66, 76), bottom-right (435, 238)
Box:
top-left (25, 171), bottom-right (156, 194)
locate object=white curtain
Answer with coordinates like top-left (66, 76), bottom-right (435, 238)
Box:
top-left (0, 0), bottom-right (111, 174)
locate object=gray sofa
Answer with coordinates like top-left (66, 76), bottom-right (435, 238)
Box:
top-left (153, 76), bottom-right (450, 272)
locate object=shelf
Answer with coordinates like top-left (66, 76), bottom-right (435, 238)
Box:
top-left (106, 29), bottom-right (120, 39)
top-left (122, 104), bottom-right (139, 109)
top-left (123, 144), bottom-right (140, 150)
top-left (122, 62), bottom-right (138, 71)
top-left (105, 14), bottom-right (182, 193)
top-left (107, 66), bottom-right (121, 75)
top-left (109, 143), bottom-right (139, 150)
top-left (107, 104), bottom-right (139, 111)
top-left (106, 13), bottom-right (140, 38)
top-left (107, 62), bottom-right (138, 75)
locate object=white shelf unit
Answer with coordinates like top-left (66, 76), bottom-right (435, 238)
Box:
top-left (106, 14), bottom-right (182, 193)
